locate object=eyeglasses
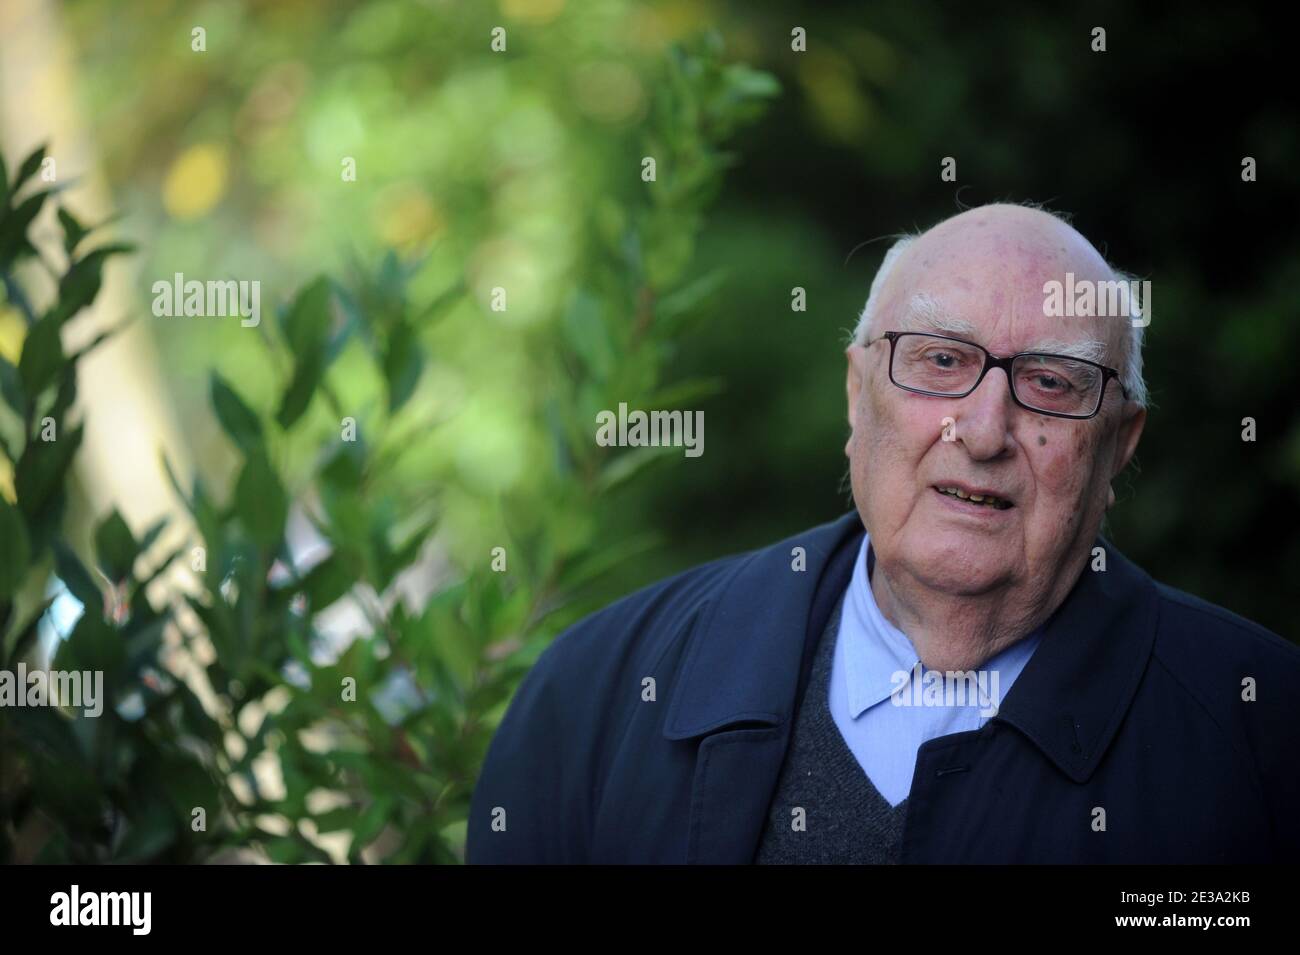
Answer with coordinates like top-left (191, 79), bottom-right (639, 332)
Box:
top-left (866, 331), bottom-right (1130, 420)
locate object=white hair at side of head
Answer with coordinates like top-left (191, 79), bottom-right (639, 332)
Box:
top-left (851, 220), bottom-right (1149, 408)
top-left (851, 233), bottom-right (916, 347)
top-left (1107, 265), bottom-right (1149, 408)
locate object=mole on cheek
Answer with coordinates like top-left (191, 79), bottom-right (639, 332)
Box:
top-left (1037, 435), bottom-right (1047, 446)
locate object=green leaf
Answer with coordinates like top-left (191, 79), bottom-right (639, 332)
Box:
top-left (185, 595), bottom-right (235, 678)
top-left (298, 553), bottom-right (355, 610)
top-left (51, 539), bottom-right (102, 611)
top-left (11, 144), bottom-right (47, 194)
top-left (722, 63), bottom-right (782, 99)
top-left (274, 277), bottom-right (338, 429)
top-left (320, 486), bottom-right (369, 565)
top-left (0, 493), bottom-right (31, 601)
top-left (281, 275), bottom-right (334, 357)
top-left (210, 372), bottom-right (264, 454)
top-left (94, 509), bottom-right (139, 582)
top-left (49, 365), bottom-right (77, 424)
top-left (376, 517), bottom-right (434, 591)
top-left (275, 352), bottom-right (324, 429)
top-left (319, 440), bottom-right (366, 490)
top-left (351, 796), bottom-right (393, 852)
top-left (312, 806), bottom-right (360, 834)
top-left (0, 189), bottom-right (53, 268)
top-left (17, 312), bottom-right (64, 397)
top-left (235, 450), bottom-right (288, 550)
top-left (15, 421), bottom-right (82, 527)
top-left (57, 207), bottom-right (89, 256)
top-left (54, 610), bottom-right (125, 676)
top-left (47, 242), bottom-right (134, 325)
top-left (382, 322), bottom-right (423, 413)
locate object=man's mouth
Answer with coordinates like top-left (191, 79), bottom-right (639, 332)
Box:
top-left (933, 485), bottom-right (1014, 510)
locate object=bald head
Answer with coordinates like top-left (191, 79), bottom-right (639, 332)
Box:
top-left (854, 203), bottom-right (1146, 406)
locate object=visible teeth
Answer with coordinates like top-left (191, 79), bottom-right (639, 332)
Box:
top-left (937, 486), bottom-right (1010, 508)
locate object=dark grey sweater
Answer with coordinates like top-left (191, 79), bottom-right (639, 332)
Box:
top-left (754, 593), bottom-right (910, 863)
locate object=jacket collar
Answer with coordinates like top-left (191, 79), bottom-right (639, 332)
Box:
top-left (993, 539), bottom-right (1159, 783)
top-left (663, 511), bottom-right (864, 740)
top-left (662, 511), bottom-right (1160, 784)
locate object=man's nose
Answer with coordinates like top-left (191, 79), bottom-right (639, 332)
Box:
top-left (951, 368), bottom-right (1016, 459)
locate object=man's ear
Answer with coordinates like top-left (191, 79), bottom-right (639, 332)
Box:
top-left (846, 344), bottom-right (868, 431)
top-left (1111, 402), bottom-right (1146, 480)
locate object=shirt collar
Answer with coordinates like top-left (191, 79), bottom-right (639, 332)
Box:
top-left (842, 534), bottom-right (921, 716)
top-left (840, 533), bottom-right (1046, 718)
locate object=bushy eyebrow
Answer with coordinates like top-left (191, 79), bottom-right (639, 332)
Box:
top-left (895, 293), bottom-right (1109, 363)
top-left (895, 293), bottom-right (978, 336)
top-left (1026, 338), bottom-right (1108, 363)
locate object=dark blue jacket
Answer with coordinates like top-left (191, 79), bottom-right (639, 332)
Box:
top-left (467, 512), bottom-right (1300, 863)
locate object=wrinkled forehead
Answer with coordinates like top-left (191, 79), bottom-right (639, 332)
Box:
top-left (880, 214), bottom-right (1129, 357)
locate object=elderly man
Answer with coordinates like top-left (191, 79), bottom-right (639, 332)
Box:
top-left (467, 203), bottom-right (1300, 864)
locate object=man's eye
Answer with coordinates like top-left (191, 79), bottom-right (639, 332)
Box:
top-left (927, 351), bottom-right (960, 368)
top-left (1029, 373), bottom-right (1069, 392)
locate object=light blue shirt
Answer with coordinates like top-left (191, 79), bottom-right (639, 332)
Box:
top-left (829, 534), bottom-right (1043, 806)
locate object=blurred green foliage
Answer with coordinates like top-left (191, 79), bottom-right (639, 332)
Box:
top-left (1, 27), bottom-right (778, 862)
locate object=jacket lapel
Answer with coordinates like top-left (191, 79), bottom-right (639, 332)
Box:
top-left (662, 512), bottom-right (864, 863)
top-left (992, 538), bottom-right (1160, 782)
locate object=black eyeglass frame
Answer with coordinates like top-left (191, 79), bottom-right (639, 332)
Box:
top-left (867, 330), bottom-right (1131, 421)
